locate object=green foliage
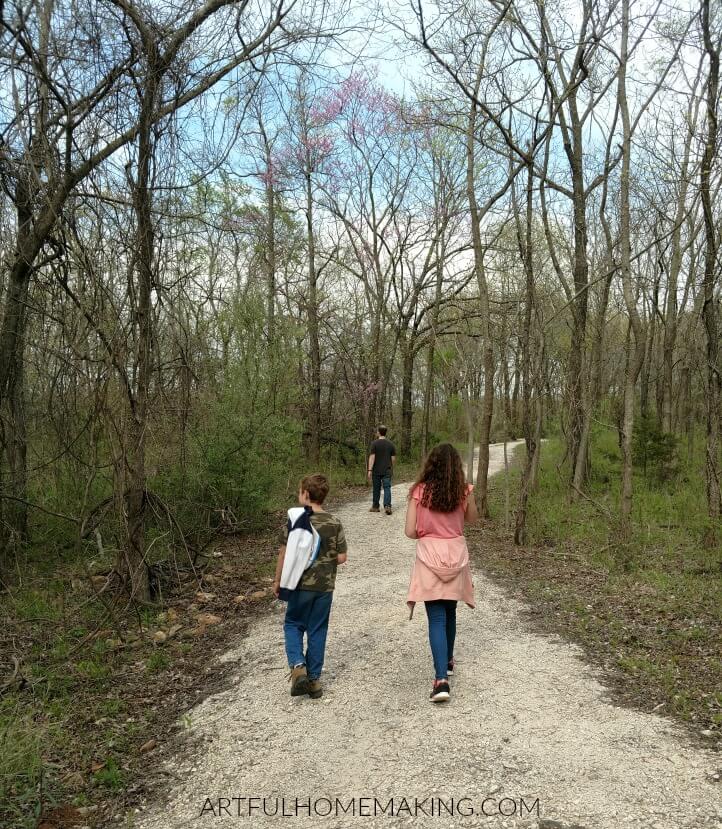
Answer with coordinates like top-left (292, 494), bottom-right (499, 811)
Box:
top-left (156, 402), bottom-right (303, 535)
top-left (632, 415), bottom-right (678, 482)
top-left (146, 650), bottom-right (170, 673)
top-left (491, 428), bottom-right (722, 576)
top-left (446, 394), bottom-right (462, 418)
top-left (75, 659), bottom-right (111, 683)
top-left (0, 701), bottom-right (44, 829)
top-left (13, 590), bottom-right (61, 622)
top-left (93, 757), bottom-right (125, 790)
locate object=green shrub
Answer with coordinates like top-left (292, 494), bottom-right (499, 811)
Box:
top-left (632, 415), bottom-right (678, 482)
top-left (155, 393), bottom-right (303, 535)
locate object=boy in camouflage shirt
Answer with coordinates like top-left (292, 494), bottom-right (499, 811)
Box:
top-left (273, 474), bottom-right (347, 699)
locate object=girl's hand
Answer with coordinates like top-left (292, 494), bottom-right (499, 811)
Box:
top-left (337, 553), bottom-right (347, 565)
top-left (404, 497), bottom-right (418, 539)
top-left (464, 490), bottom-right (479, 524)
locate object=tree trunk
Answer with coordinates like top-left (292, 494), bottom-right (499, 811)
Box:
top-left (464, 385), bottom-right (475, 483)
top-left (121, 52), bottom-right (160, 603)
top-left (466, 64), bottom-right (496, 518)
top-left (400, 340), bottom-right (414, 455)
top-left (262, 125), bottom-right (278, 412)
top-left (530, 362), bottom-right (544, 493)
top-left (305, 163), bottom-right (322, 464)
top-left (513, 162), bottom-right (537, 546)
top-left (662, 94), bottom-right (698, 433)
top-left (565, 101), bottom-right (591, 488)
top-left (617, 0), bottom-right (647, 528)
top-left (700, 0), bottom-right (721, 545)
top-left (5, 289), bottom-right (29, 546)
top-left (421, 238), bottom-right (444, 457)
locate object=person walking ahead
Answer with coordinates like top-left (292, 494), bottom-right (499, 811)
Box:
top-left (272, 474), bottom-right (348, 699)
top-left (405, 443), bottom-right (478, 702)
top-left (367, 425), bottom-right (396, 515)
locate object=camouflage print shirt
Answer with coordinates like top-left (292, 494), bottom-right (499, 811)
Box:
top-left (279, 510), bottom-right (347, 593)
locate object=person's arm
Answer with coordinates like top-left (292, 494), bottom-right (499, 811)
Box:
top-left (404, 496), bottom-right (418, 539)
top-left (272, 545), bottom-right (286, 597)
top-left (367, 453), bottom-right (375, 481)
top-left (336, 525), bottom-right (348, 564)
top-left (464, 490), bottom-right (479, 525)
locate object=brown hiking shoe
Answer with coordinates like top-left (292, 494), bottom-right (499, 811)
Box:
top-left (384, 506), bottom-right (392, 515)
top-left (307, 679), bottom-right (323, 699)
top-left (289, 665), bottom-right (309, 696)
top-left (369, 506), bottom-right (380, 512)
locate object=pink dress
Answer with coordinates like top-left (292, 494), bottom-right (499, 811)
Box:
top-left (406, 483), bottom-right (475, 618)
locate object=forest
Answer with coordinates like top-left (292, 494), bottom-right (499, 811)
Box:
top-left (1, 0), bottom-right (720, 825)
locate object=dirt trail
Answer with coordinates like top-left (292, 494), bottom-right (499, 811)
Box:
top-left (130, 442), bottom-right (721, 829)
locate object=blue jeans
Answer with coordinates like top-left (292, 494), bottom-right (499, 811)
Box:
top-left (283, 589), bottom-right (334, 680)
top-left (424, 599), bottom-right (457, 680)
top-left (372, 470), bottom-right (392, 508)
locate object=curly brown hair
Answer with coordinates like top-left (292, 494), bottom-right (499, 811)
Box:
top-left (410, 443), bottom-right (468, 513)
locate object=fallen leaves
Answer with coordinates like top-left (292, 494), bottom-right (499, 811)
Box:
top-left (39, 804), bottom-right (99, 828)
top-left (195, 613), bottom-right (222, 627)
top-left (38, 806), bottom-right (84, 828)
top-left (232, 587), bottom-right (272, 604)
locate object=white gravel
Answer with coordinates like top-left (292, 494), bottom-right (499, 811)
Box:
top-left (128, 441), bottom-right (722, 829)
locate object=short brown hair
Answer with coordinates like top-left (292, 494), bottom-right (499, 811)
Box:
top-left (378, 424), bottom-right (388, 436)
top-left (300, 473), bottom-right (330, 504)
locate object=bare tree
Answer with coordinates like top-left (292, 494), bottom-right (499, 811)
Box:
top-left (700, 0), bottom-right (721, 545)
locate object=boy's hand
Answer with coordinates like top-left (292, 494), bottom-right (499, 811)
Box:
top-left (337, 553), bottom-right (347, 565)
top-left (272, 579), bottom-right (280, 597)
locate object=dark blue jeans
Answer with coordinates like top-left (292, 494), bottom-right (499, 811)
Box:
top-left (424, 599), bottom-right (457, 680)
top-left (283, 589), bottom-right (334, 680)
top-left (372, 470), bottom-right (392, 508)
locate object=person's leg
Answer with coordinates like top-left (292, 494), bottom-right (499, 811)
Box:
top-left (424, 600), bottom-right (449, 680)
top-left (305, 591), bottom-right (334, 680)
top-left (283, 590), bottom-right (312, 668)
top-left (382, 471), bottom-right (392, 508)
top-left (372, 472), bottom-right (381, 509)
top-left (444, 600), bottom-right (457, 664)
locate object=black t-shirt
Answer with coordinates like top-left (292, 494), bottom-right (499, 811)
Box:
top-left (369, 437), bottom-right (396, 475)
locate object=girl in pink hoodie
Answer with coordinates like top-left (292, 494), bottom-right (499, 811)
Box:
top-left (405, 443), bottom-right (478, 702)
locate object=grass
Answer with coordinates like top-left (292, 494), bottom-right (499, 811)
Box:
top-left (471, 424), bottom-right (722, 737)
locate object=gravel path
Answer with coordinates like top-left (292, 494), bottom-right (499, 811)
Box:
top-left (130, 442), bottom-right (721, 829)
